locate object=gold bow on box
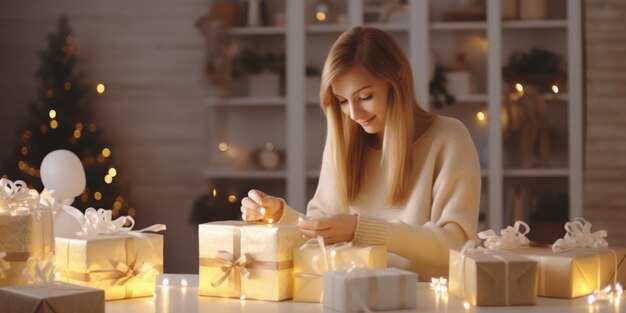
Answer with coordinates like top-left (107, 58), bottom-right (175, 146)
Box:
top-left (198, 221), bottom-right (303, 301)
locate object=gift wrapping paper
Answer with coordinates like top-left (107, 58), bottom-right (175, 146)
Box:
top-left (0, 281), bottom-right (104, 313)
top-left (55, 233), bottom-right (163, 300)
top-left (449, 249), bottom-right (537, 306)
top-left (293, 244), bottom-right (387, 302)
top-left (0, 211), bottom-right (54, 287)
top-left (323, 268), bottom-right (417, 312)
top-left (511, 247), bottom-right (626, 298)
top-left (198, 221), bottom-right (303, 301)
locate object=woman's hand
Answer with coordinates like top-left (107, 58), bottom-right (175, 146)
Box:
top-left (297, 214), bottom-right (357, 244)
top-left (240, 189), bottom-right (284, 223)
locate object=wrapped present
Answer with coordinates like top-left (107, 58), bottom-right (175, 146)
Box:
top-left (323, 267), bottom-right (417, 312)
top-left (449, 242), bottom-right (537, 306)
top-left (198, 221), bottom-right (303, 301)
top-left (0, 254), bottom-right (105, 313)
top-left (0, 179), bottom-right (54, 287)
top-left (512, 218), bottom-right (626, 298)
top-left (293, 237), bottom-right (387, 302)
top-left (55, 207), bottom-right (165, 300)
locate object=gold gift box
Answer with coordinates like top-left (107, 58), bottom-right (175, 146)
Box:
top-left (0, 211), bottom-right (54, 287)
top-left (0, 282), bottom-right (105, 313)
top-left (55, 233), bottom-right (163, 300)
top-left (512, 247), bottom-right (626, 298)
top-left (449, 249), bottom-right (537, 306)
top-left (198, 221), bottom-right (303, 301)
top-left (293, 244), bottom-right (387, 302)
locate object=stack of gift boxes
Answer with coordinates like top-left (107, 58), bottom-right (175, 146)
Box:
top-left (3, 172), bottom-right (626, 312)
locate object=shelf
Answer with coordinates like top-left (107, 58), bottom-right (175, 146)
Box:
top-left (204, 97), bottom-right (286, 107)
top-left (364, 23), bottom-right (409, 32)
top-left (503, 168), bottom-right (570, 178)
top-left (204, 168), bottom-right (287, 179)
top-left (230, 26), bottom-right (286, 36)
top-left (307, 24), bottom-right (348, 33)
top-left (502, 20), bottom-right (567, 30)
top-left (430, 21), bottom-right (487, 31)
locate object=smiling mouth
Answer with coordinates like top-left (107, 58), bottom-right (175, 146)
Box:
top-left (359, 116), bottom-right (375, 126)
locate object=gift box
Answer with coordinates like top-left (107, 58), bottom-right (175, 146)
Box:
top-left (512, 247), bottom-right (626, 298)
top-left (0, 282), bottom-right (104, 313)
top-left (0, 179), bottom-right (54, 287)
top-left (198, 221), bottom-right (303, 301)
top-left (55, 233), bottom-right (163, 300)
top-left (449, 249), bottom-right (537, 306)
top-left (323, 268), bottom-right (417, 312)
top-left (293, 242), bottom-right (387, 302)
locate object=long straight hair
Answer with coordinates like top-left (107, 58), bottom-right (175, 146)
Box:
top-left (319, 27), bottom-right (431, 209)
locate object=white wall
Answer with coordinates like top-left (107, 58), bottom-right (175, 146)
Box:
top-left (0, 0), bottom-right (212, 273)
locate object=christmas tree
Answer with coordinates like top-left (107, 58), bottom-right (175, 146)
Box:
top-left (3, 14), bottom-right (134, 218)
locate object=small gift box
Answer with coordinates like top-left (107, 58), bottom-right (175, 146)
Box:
top-left (0, 254), bottom-right (105, 313)
top-left (55, 207), bottom-right (165, 300)
top-left (449, 246), bottom-right (537, 306)
top-left (323, 268), bottom-right (417, 312)
top-left (293, 237), bottom-right (387, 302)
top-left (198, 221), bottom-right (303, 301)
top-left (449, 221), bottom-right (538, 306)
top-left (0, 179), bottom-right (54, 287)
top-left (513, 218), bottom-right (626, 298)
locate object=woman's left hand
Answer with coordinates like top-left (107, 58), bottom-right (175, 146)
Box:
top-left (297, 214), bottom-right (357, 244)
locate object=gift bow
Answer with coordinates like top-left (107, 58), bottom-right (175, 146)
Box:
top-left (210, 250), bottom-right (251, 288)
top-left (39, 189), bottom-right (73, 213)
top-left (64, 206), bottom-right (166, 236)
top-left (22, 253), bottom-right (56, 285)
top-left (477, 221), bottom-right (530, 250)
top-left (0, 251), bottom-right (10, 279)
top-left (0, 178), bottom-right (39, 212)
top-left (299, 236), bottom-right (359, 276)
top-left (110, 260), bottom-right (158, 286)
top-left (552, 217), bottom-right (608, 252)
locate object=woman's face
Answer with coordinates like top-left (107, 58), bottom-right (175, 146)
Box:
top-left (331, 66), bottom-right (389, 138)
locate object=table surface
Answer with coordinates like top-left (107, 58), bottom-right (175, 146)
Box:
top-left (105, 274), bottom-right (625, 313)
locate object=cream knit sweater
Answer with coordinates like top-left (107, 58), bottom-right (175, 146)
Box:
top-left (279, 116), bottom-right (481, 280)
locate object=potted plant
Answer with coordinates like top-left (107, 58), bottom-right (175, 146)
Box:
top-left (503, 48), bottom-right (566, 93)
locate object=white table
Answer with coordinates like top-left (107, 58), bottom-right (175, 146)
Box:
top-left (105, 274), bottom-right (625, 313)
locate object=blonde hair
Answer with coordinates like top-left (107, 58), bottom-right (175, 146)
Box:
top-left (320, 26), bottom-right (431, 209)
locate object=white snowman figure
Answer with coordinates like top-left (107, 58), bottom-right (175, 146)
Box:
top-left (40, 149), bottom-right (86, 237)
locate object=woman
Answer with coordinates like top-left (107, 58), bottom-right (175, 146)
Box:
top-left (241, 27), bottom-right (480, 280)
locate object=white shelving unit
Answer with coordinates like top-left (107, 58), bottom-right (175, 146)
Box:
top-left (203, 0), bottom-right (582, 238)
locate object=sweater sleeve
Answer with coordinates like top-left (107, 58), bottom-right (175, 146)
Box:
top-left (352, 120), bottom-right (481, 268)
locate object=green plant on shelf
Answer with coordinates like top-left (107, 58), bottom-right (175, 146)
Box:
top-left (503, 48), bottom-right (565, 92)
top-left (232, 49), bottom-right (285, 77)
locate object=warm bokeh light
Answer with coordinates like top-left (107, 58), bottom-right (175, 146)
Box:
top-left (476, 111), bottom-right (486, 121)
top-left (50, 120), bottom-right (58, 129)
top-left (73, 130), bottom-right (81, 138)
top-left (64, 82), bottom-right (71, 90)
top-left (104, 175), bottom-right (113, 184)
top-left (463, 301), bottom-right (471, 310)
top-left (96, 83), bottom-right (106, 94)
top-left (228, 194), bottom-right (237, 203)
top-left (48, 109), bottom-right (57, 119)
top-left (102, 148), bottom-right (111, 157)
top-left (94, 191), bottom-right (102, 201)
top-left (21, 147), bottom-right (28, 156)
top-left (315, 12), bottom-right (327, 22)
top-left (76, 122), bottom-right (84, 131)
top-left (212, 188), bottom-right (217, 197)
top-left (88, 123), bottom-right (97, 132)
top-left (515, 83), bottom-right (524, 95)
top-left (552, 85), bottom-right (559, 94)
top-left (108, 167), bottom-right (117, 177)
top-left (218, 142), bottom-right (229, 151)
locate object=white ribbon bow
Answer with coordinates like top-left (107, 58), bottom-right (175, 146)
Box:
top-left (210, 250), bottom-right (251, 288)
top-left (0, 178), bottom-right (39, 212)
top-left (39, 189), bottom-right (73, 214)
top-left (477, 221), bottom-right (531, 250)
top-left (299, 236), bottom-right (360, 274)
top-left (64, 206), bottom-right (166, 236)
top-left (0, 251), bottom-right (11, 279)
top-left (22, 253), bottom-right (56, 285)
top-left (552, 217), bottom-right (608, 252)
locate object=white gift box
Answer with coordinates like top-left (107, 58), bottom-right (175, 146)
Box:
top-left (323, 268), bottom-right (417, 312)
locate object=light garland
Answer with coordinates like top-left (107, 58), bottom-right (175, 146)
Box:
top-left (587, 283), bottom-right (623, 305)
top-left (430, 277), bottom-right (448, 294)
